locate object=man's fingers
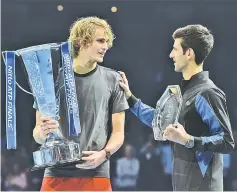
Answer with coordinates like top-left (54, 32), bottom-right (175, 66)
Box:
top-left (172, 123), bottom-right (179, 128)
top-left (41, 125), bottom-right (57, 137)
top-left (42, 126), bottom-right (57, 131)
top-left (76, 161), bottom-right (95, 169)
top-left (81, 160), bottom-right (93, 166)
top-left (81, 156), bottom-right (94, 161)
top-left (42, 129), bottom-right (55, 136)
top-left (164, 124), bottom-right (173, 130)
top-left (170, 127), bottom-right (178, 132)
top-left (76, 165), bottom-right (94, 169)
top-left (76, 164), bottom-right (88, 169)
top-left (118, 71), bottom-right (124, 75)
top-left (82, 151), bottom-right (96, 155)
top-left (44, 119), bottom-right (58, 124)
top-left (45, 120), bottom-right (58, 125)
top-left (118, 71), bottom-right (128, 81)
top-left (40, 117), bottom-right (58, 125)
top-left (163, 129), bottom-right (169, 136)
top-left (39, 118), bottom-right (58, 137)
top-left (164, 127), bottom-right (176, 136)
top-left (166, 126), bottom-right (177, 131)
top-left (41, 123), bottom-right (57, 129)
top-left (119, 82), bottom-right (126, 89)
top-left (40, 116), bottom-right (51, 122)
top-left (41, 120), bottom-right (58, 130)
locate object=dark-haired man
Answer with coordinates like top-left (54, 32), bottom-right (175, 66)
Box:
top-left (120, 24), bottom-right (235, 191)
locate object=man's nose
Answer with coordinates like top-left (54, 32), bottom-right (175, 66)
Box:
top-left (169, 52), bottom-right (173, 58)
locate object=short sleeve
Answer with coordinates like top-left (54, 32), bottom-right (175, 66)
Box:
top-left (110, 75), bottom-right (129, 114)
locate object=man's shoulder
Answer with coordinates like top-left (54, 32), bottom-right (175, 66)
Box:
top-left (197, 86), bottom-right (226, 104)
top-left (117, 157), bottom-right (128, 163)
top-left (201, 85), bottom-right (225, 97)
top-left (97, 65), bottom-right (121, 82)
top-left (98, 65), bottom-right (119, 75)
top-left (194, 76), bottom-right (225, 98)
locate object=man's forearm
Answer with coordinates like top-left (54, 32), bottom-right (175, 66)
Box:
top-left (103, 112), bottom-right (125, 155)
top-left (104, 132), bottom-right (124, 155)
top-left (192, 133), bottom-right (235, 153)
top-left (127, 94), bottom-right (155, 128)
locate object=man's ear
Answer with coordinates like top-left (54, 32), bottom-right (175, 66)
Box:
top-left (74, 39), bottom-right (80, 48)
top-left (186, 48), bottom-right (195, 61)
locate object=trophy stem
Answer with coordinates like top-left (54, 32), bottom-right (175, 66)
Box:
top-left (44, 132), bottom-right (62, 145)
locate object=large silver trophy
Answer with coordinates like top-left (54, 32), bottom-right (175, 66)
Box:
top-left (2, 42), bottom-right (82, 170)
top-left (152, 85), bottom-right (183, 140)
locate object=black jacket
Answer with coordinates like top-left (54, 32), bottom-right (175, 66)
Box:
top-left (128, 71), bottom-right (235, 191)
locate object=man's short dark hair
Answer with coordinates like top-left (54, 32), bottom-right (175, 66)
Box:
top-left (173, 24), bottom-right (214, 65)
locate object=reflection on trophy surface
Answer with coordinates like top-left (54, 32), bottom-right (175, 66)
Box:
top-left (152, 85), bottom-right (182, 140)
top-left (2, 42), bottom-right (82, 170)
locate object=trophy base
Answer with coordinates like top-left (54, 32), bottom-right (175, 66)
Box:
top-left (153, 128), bottom-right (166, 141)
top-left (31, 160), bottom-right (81, 171)
top-left (32, 139), bottom-right (81, 171)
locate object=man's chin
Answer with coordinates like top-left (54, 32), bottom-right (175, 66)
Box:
top-left (174, 67), bottom-right (180, 72)
top-left (96, 58), bottom-right (103, 63)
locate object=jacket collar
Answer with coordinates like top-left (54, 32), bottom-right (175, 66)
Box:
top-left (181, 71), bottom-right (209, 93)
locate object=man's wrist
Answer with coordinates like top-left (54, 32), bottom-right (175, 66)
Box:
top-left (127, 94), bottom-right (139, 108)
top-left (183, 134), bottom-right (191, 144)
top-left (100, 149), bottom-right (106, 160)
top-left (125, 90), bottom-right (132, 99)
top-left (184, 134), bottom-right (194, 148)
top-left (102, 149), bottom-right (111, 160)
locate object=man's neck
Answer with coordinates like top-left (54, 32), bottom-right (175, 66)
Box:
top-left (73, 56), bottom-right (97, 74)
top-left (182, 62), bottom-right (203, 80)
top-left (125, 156), bottom-right (132, 160)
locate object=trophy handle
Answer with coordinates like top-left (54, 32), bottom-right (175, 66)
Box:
top-left (2, 51), bottom-right (33, 95)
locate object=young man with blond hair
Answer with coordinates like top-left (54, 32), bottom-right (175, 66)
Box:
top-left (33, 16), bottom-right (128, 191)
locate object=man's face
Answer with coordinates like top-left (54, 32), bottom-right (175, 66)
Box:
top-left (124, 145), bottom-right (133, 157)
top-left (169, 38), bottom-right (189, 72)
top-left (83, 27), bottom-right (109, 63)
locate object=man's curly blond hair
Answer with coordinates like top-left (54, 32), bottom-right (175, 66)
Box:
top-left (68, 16), bottom-right (115, 58)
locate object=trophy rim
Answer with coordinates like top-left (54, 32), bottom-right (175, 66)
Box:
top-left (15, 42), bottom-right (67, 56)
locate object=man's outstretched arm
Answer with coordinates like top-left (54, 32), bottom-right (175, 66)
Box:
top-left (119, 71), bottom-right (155, 128)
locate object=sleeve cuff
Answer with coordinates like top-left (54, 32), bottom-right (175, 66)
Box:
top-left (127, 94), bottom-right (139, 108)
top-left (193, 136), bottom-right (203, 149)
